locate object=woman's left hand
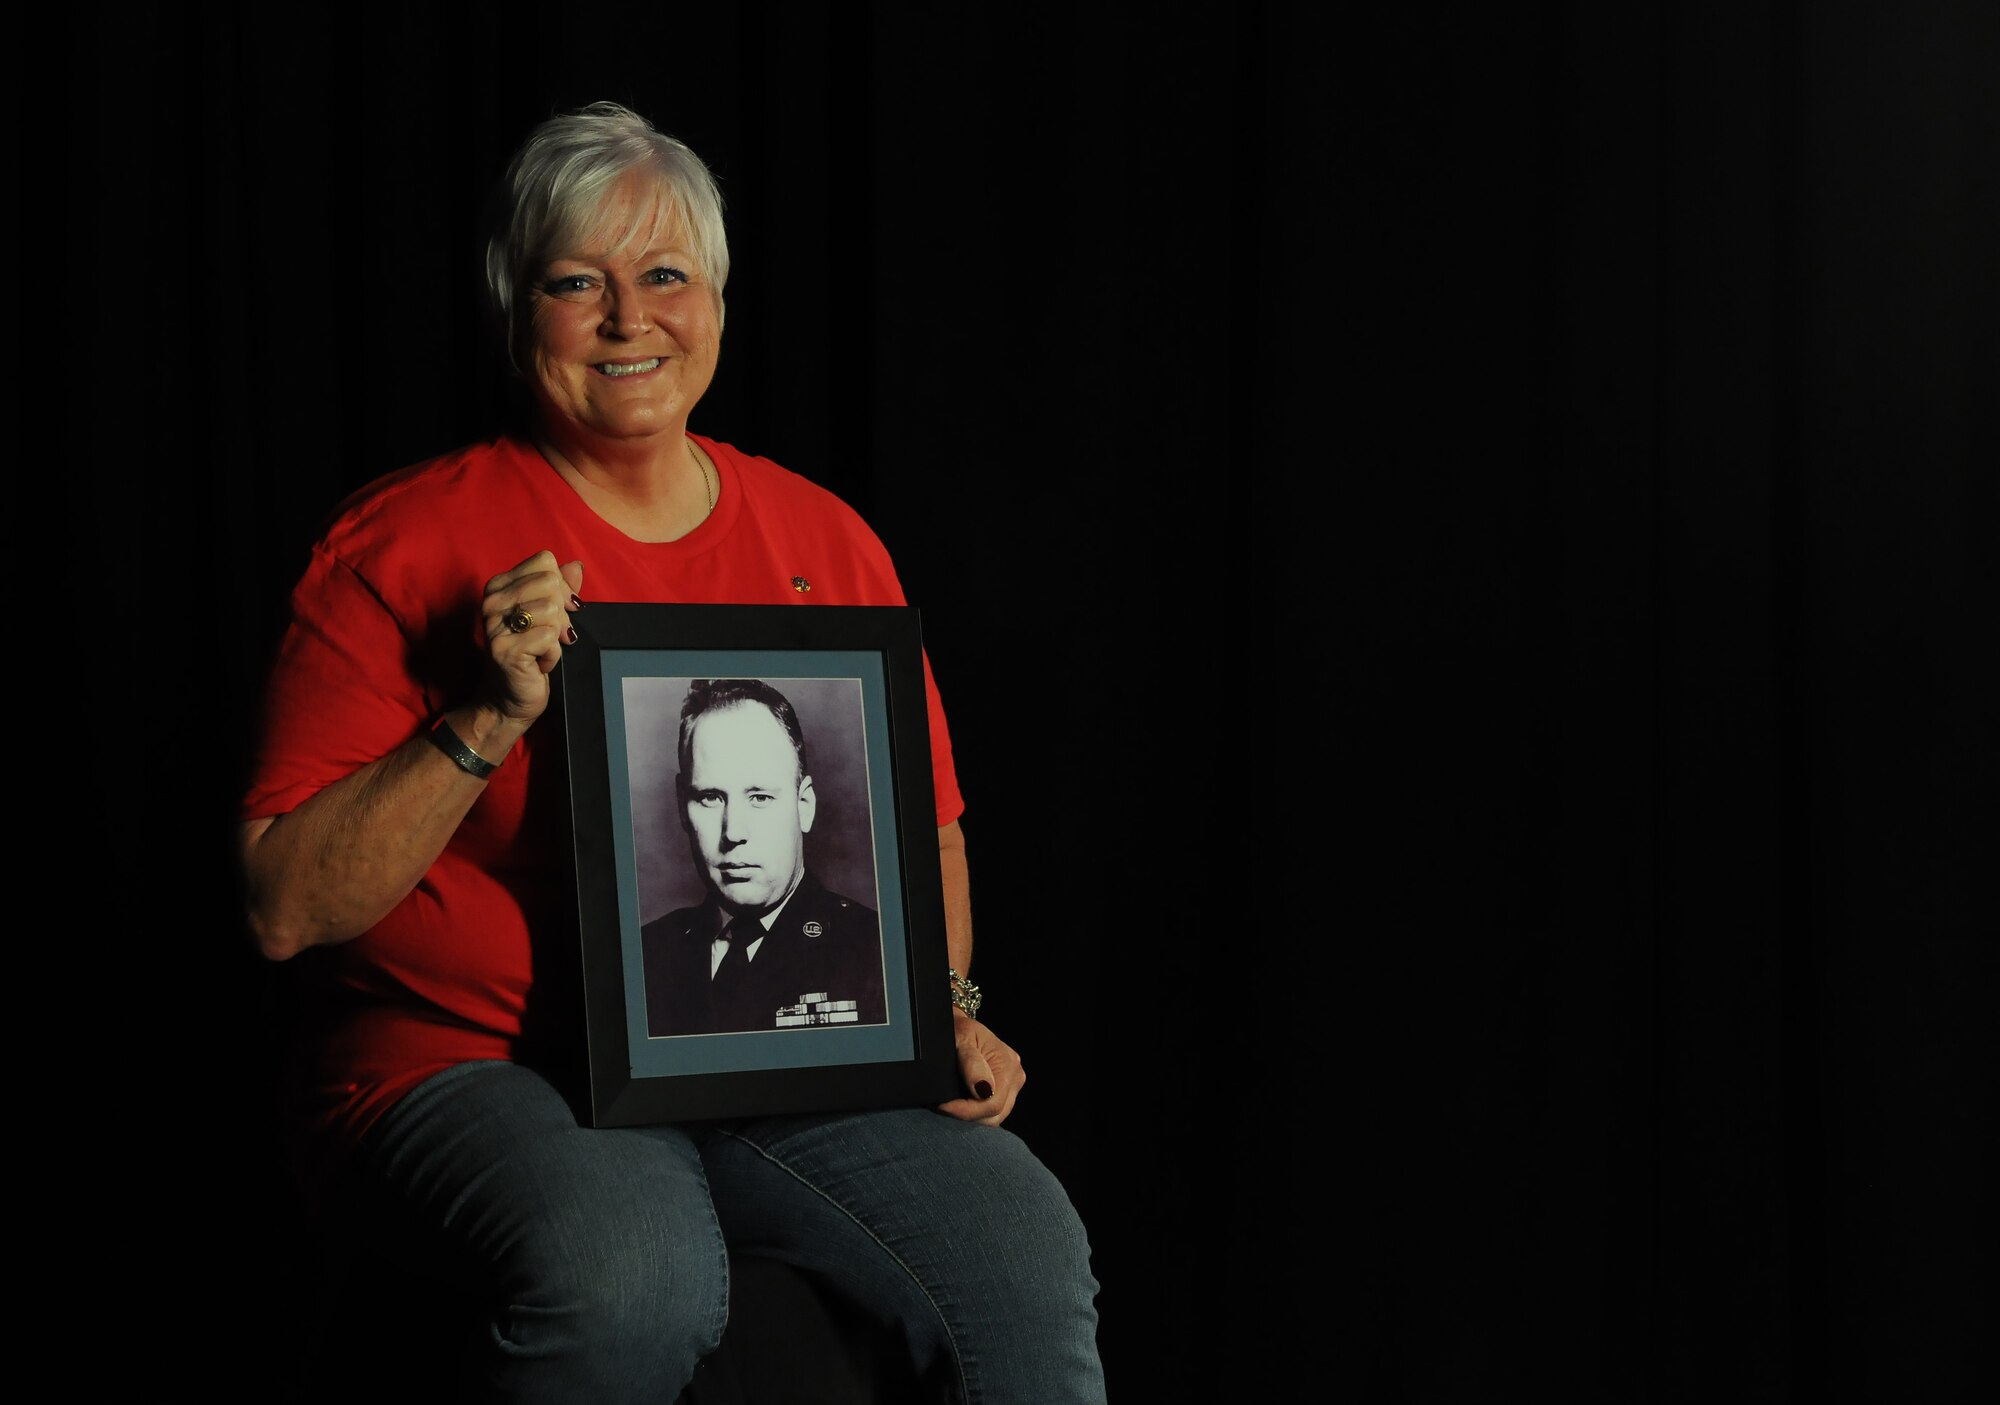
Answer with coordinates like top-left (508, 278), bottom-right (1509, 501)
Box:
top-left (937, 1012), bottom-right (1023, 1126)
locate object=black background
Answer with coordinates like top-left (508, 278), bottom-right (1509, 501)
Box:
top-left (69, 4), bottom-right (1990, 1401)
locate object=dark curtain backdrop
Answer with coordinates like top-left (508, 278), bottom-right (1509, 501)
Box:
top-left (72, 4), bottom-right (1989, 1401)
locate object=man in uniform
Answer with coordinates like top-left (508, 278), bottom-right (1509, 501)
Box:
top-left (642, 678), bottom-right (888, 1036)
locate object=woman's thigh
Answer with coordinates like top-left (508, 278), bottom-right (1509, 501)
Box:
top-left (353, 1060), bottom-right (730, 1401)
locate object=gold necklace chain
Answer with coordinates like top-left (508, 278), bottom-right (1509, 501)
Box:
top-left (538, 437), bottom-right (712, 515)
top-left (692, 442), bottom-right (715, 513)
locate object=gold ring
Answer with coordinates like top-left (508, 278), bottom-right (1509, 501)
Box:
top-left (504, 606), bottom-right (534, 634)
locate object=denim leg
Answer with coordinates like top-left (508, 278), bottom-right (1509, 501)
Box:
top-left (700, 1108), bottom-right (1107, 1405)
top-left (351, 1060), bottom-right (729, 1404)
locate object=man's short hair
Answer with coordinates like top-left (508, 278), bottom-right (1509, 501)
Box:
top-left (675, 678), bottom-right (811, 793)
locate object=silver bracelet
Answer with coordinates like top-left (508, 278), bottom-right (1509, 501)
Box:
top-left (428, 718), bottom-right (499, 779)
top-left (948, 968), bottom-right (982, 1020)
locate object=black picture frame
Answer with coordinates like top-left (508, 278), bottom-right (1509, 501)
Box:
top-left (553, 602), bottom-right (961, 1127)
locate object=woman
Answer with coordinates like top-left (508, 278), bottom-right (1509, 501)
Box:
top-left (238, 100), bottom-right (1105, 1403)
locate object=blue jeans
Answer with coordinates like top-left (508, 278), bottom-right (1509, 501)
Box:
top-left (348, 1060), bottom-right (1106, 1403)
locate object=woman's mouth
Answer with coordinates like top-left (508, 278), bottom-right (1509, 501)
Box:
top-left (597, 358), bottom-right (662, 377)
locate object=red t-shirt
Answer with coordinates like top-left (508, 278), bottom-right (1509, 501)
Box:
top-left (241, 433), bottom-right (962, 1164)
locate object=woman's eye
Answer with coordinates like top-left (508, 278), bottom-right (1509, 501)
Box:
top-left (541, 274), bottom-right (594, 296)
top-left (644, 266), bottom-right (691, 286)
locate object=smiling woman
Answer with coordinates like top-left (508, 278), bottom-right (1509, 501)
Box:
top-left (234, 100), bottom-right (1106, 1403)
top-left (490, 125), bottom-right (729, 542)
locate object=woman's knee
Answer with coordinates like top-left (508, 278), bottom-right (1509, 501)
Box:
top-left (879, 1118), bottom-right (1101, 1319)
top-left (983, 1149), bottom-right (1100, 1301)
top-left (486, 1213), bottom-right (730, 1392)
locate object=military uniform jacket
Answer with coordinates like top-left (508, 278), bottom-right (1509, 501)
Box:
top-left (640, 870), bottom-right (888, 1036)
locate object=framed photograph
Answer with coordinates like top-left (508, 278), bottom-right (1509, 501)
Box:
top-left (553, 603), bottom-right (962, 1127)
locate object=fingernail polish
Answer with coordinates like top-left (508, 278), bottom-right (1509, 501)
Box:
top-left (569, 595), bottom-right (584, 610)
top-left (975, 1081), bottom-right (993, 1100)
top-left (563, 626), bottom-right (578, 644)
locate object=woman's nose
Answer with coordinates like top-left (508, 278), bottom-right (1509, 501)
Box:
top-left (601, 280), bottom-right (652, 336)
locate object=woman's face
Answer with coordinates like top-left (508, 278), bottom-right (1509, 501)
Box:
top-left (525, 172), bottom-right (721, 446)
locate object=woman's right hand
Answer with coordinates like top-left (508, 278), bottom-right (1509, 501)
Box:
top-left (480, 551), bottom-right (586, 726)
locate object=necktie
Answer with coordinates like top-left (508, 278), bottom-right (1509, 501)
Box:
top-left (714, 915), bottom-right (758, 987)
top-left (710, 914), bottom-right (762, 1031)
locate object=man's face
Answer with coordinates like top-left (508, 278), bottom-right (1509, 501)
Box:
top-left (682, 701), bottom-right (815, 914)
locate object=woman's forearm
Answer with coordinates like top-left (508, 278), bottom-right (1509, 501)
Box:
top-left (938, 818), bottom-right (973, 978)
